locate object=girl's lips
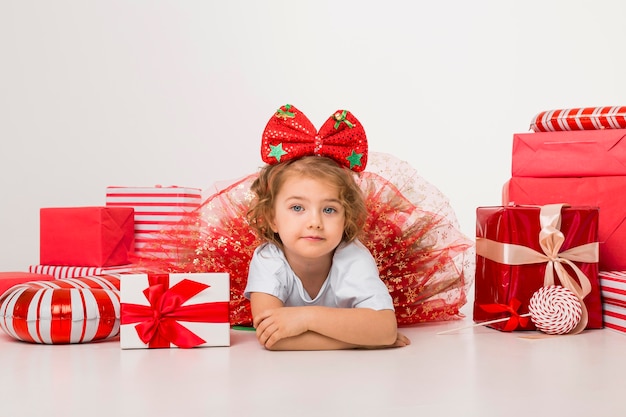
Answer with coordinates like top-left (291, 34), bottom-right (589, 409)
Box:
top-left (302, 236), bottom-right (324, 241)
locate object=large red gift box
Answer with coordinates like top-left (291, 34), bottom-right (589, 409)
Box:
top-left (120, 272), bottom-right (230, 349)
top-left (503, 176), bottom-right (626, 270)
top-left (40, 207), bottom-right (135, 267)
top-left (512, 129), bottom-right (626, 177)
top-left (474, 204), bottom-right (602, 332)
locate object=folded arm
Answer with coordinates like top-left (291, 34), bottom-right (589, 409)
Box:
top-left (249, 292), bottom-right (410, 350)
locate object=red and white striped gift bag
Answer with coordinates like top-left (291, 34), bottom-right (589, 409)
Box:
top-left (0, 275), bottom-right (121, 344)
top-left (29, 264), bottom-right (137, 279)
top-left (530, 106), bottom-right (626, 132)
top-left (105, 186), bottom-right (202, 259)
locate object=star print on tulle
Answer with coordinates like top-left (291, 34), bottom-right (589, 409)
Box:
top-left (268, 143), bottom-right (288, 162)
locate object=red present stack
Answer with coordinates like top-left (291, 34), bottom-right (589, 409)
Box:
top-left (474, 204), bottom-right (603, 332)
top-left (498, 106), bottom-right (626, 334)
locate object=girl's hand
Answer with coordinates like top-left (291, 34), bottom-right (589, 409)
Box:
top-left (254, 307), bottom-right (310, 349)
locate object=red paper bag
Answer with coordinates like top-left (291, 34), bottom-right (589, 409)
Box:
top-left (474, 204), bottom-right (602, 332)
top-left (40, 206), bottom-right (134, 267)
top-left (503, 176), bottom-right (626, 270)
top-left (512, 129), bottom-right (626, 177)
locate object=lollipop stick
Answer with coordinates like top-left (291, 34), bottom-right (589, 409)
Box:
top-left (437, 314), bottom-right (531, 335)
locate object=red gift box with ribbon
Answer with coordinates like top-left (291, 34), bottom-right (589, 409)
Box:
top-left (473, 204), bottom-right (603, 332)
top-left (120, 273), bottom-right (230, 349)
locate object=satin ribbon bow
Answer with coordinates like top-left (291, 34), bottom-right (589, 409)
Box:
top-left (121, 274), bottom-right (229, 348)
top-left (476, 204), bottom-right (598, 334)
top-left (261, 104), bottom-right (368, 172)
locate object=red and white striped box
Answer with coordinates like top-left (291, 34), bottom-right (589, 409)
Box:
top-left (603, 300), bottom-right (626, 334)
top-left (105, 186), bottom-right (202, 258)
top-left (28, 264), bottom-right (139, 279)
top-left (599, 271), bottom-right (626, 305)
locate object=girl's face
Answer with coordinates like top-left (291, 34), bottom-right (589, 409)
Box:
top-left (270, 174), bottom-right (345, 264)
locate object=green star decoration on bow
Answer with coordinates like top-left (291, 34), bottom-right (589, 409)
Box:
top-left (268, 143), bottom-right (288, 162)
top-left (346, 150), bottom-right (363, 169)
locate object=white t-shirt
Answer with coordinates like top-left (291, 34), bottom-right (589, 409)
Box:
top-left (244, 240), bottom-right (394, 311)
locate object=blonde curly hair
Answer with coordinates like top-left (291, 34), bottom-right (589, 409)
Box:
top-left (246, 156), bottom-right (367, 249)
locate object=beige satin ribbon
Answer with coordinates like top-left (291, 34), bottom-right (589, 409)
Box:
top-left (476, 204), bottom-right (598, 334)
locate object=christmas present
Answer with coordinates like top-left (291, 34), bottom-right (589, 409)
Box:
top-left (120, 272), bottom-right (230, 349)
top-left (599, 271), bottom-right (626, 306)
top-left (603, 301), bottom-right (626, 334)
top-left (503, 176), bottom-right (626, 270)
top-left (105, 186), bottom-right (202, 259)
top-left (474, 204), bottom-right (602, 333)
top-left (40, 207), bottom-right (135, 267)
top-left (512, 129), bottom-right (626, 177)
top-left (29, 264), bottom-right (138, 279)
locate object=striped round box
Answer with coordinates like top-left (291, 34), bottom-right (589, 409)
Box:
top-left (0, 275), bottom-right (121, 344)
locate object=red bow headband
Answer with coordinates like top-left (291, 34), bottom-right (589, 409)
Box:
top-left (261, 104), bottom-right (368, 172)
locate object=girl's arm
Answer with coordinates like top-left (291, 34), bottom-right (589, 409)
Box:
top-left (249, 292), bottom-right (409, 350)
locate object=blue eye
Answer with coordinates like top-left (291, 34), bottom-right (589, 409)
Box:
top-left (323, 207), bottom-right (337, 214)
top-left (290, 205), bottom-right (303, 212)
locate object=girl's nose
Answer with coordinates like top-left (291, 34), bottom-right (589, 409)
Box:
top-left (308, 213), bottom-right (322, 229)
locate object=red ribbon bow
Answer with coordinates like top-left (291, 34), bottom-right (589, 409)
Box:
top-left (121, 274), bottom-right (229, 348)
top-left (261, 104), bottom-right (368, 172)
top-left (478, 298), bottom-right (529, 332)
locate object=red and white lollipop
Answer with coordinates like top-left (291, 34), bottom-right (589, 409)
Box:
top-left (438, 285), bottom-right (583, 335)
top-left (528, 285), bottom-right (582, 335)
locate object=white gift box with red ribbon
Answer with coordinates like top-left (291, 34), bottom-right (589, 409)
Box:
top-left (120, 273), bottom-right (230, 349)
top-left (105, 186), bottom-right (202, 258)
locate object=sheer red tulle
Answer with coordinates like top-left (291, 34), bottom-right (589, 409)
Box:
top-left (132, 153), bottom-right (474, 327)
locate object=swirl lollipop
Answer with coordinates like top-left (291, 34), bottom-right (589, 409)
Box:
top-left (528, 285), bottom-right (582, 335)
top-left (438, 285), bottom-right (583, 335)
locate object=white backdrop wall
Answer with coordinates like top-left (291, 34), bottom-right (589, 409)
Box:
top-left (2, 0), bottom-right (625, 271)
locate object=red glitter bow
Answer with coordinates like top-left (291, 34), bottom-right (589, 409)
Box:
top-left (261, 104), bottom-right (368, 172)
top-left (478, 298), bottom-right (530, 332)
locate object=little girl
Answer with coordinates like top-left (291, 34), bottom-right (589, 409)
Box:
top-left (135, 104), bottom-right (474, 347)
top-left (244, 155), bottom-right (410, 350)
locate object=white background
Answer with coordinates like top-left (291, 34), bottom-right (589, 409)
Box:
top-left (2, 0), bottom-right (625, 271)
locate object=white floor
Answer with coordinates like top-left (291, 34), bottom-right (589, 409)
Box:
top-left (0, 311), bottom-right (624, 417)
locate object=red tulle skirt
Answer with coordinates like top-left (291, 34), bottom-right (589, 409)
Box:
top-left (133, 153), bottom-right (475, 327)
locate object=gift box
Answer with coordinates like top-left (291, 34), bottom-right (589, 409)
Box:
top-left (120, 272), bottom-right (230, 349)
top-left (105, 186), bottom-right (202, 258)
top-left (28, 264), bottom-right (139, 279)
top-left (599, 271), bottom-right (626, 305)
top-left (474, 204), bottom-right (602, 332)
top-left (512, 129), bottom-right (626, 177)
top-left (503, 176), bottom-right (626, 270)
top-left (603, 301), bottom-right (626, 334)
top-left (40, 207), bottom-right (135, 267)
